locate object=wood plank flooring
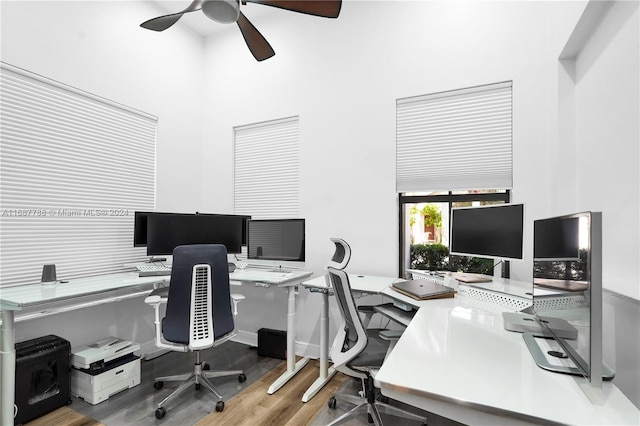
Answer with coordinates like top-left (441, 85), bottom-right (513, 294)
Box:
top-left (55, 341), bottom-right (461, 426)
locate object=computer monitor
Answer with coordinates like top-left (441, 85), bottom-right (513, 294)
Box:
top-left (135, 211), bottom-right (250, 247)
top-left (246, 219), bottom-right (305, 262)
top-left (525, 211), bottom-right (613, 385)
top-left (534, 216), bottom-right (580, 261)
top-left (146, 213), bottom-right (243, 255)
top-left (449, 203), bottom-right (524, 261)
top-left (134, 211), bottom-right (170, 247)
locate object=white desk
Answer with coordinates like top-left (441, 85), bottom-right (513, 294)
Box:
top-left (300, 274), bottom-right (397, 402)
top-left (0, 272), bottom-right (168, 426)
top-left (228, 268), bottom-right (313, 395)
top-left (375, 286), bottom-right (640, 425)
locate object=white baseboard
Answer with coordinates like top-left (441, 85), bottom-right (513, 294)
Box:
top-left (140, 330), bottom-right (321, 360)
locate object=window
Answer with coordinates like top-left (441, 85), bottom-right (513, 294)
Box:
top-left (0, 62), bottom-right (156, 287)
top-left (233, 116), bottom-right (300, 219)
top-left (399, 191), bottom-right (510, 277)
top-left (396, 82), bottom-right (513, 277)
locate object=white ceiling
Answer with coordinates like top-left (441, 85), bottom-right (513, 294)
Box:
top-left (149, 1), bottom-right (273, 37)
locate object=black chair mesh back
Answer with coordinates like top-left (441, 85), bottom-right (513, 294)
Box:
top-left (328, 268), bottom-right (362, 352)
top-left (162, 244), bottom-right (234, 345)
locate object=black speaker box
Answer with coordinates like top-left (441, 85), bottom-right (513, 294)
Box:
top-left (15, 335), bottom-right (71, 425)
top-left (257, 328), bottom-right (287, 360)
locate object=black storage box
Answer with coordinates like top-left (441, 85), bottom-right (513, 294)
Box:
top-left (257, 328), bottom-right (287, 360)
top-left (15, 335), bottom-right (71, 425)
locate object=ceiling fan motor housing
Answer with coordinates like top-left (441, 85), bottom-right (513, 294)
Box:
top-left (202, 0), bottom-right (241, 24)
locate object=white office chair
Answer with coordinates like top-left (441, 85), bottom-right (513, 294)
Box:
top-left (326, 237), bottom-right (377, 328)
top-left (144, 244), bottom-right (246, 419)
top-left (327, 237), bottom-right (352, 270)
top-left (326, 267), bottom-right (427, 426)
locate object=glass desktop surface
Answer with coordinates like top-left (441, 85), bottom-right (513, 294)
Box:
top-left (0, 272), bottom-right (157, 310)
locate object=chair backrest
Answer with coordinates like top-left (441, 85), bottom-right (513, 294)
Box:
top-left (163, 244), bottom-right (234, 350)
top-left (327, 266), bottom-right (368, 378)
top-left (327, 238), bottom-right (351, 270)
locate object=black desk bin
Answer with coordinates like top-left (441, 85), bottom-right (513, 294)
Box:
top-left (15, 335), bottom-right (71, 425)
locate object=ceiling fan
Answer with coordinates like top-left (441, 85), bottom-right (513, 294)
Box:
top-left (141, 0), bottom-right (342, 61)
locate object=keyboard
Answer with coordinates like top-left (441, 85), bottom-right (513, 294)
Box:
top-left (230, 270), bottom-right (295, 281)
top-left (136, 263), bottom-right (172, 277)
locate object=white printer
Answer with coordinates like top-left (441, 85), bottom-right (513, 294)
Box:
top-left (71, 337), bottom-right (141, 405)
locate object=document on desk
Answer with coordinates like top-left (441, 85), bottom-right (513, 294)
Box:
top-left (391, 279), bottom-right (456, 300)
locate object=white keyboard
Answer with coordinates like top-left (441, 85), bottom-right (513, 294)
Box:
top-left (136, 263), bottom-right (172, 277)
top-left (231, 270), bottom-right (294, 281)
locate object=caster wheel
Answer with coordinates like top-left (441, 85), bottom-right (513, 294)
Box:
top-left (195, 383), bottom-right (202, 390)
top-left (203, 362), bottom-right (210, 371)
top-left (155, 407), bottom-right (166, 419)
top-left (215, 401), bottom-right (225, 412)
top-left (367, 413), bottom-right (374, 424)
top-left (238, 373), bottom-right (247, 383)
top-left (153, 381), bottom-right (164, 390)
top-left (66, 399), bottom-right (73, 406)
top-left (328, 396), bottom-right (337, 409)
top-left (380, 396), bottom-right (389, 404)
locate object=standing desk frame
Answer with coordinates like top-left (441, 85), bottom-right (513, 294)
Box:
top-left (229, 269), bottom-right (313, 394)
top-left (0, 273), bottom-right (168, 425)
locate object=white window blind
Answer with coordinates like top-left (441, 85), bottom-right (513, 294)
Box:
top-left (234, 116), bottom-right (300, 218)
top-left (0, 62), bottom-right (156, 288)
top-left (396, 81), bottom-right (512, 192)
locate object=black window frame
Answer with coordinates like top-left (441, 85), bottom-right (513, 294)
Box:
top-left (398, 190), bottom-right (512, 278)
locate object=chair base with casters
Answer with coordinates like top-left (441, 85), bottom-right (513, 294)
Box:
top-left (153, 351), bottom-right (246, 419)
top-left (327, 373), bottom-right (427, 426)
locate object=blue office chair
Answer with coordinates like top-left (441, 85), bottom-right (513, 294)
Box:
top-left (144, 244), bottom-right (246, 419)
top-left (326, 267), bottom-right (427, 426)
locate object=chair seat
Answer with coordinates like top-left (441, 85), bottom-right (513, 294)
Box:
top-left (348, 329), bottom-right (389, 369)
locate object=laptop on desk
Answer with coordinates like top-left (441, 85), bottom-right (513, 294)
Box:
top-left (391, 279), bottom-right (456, 301)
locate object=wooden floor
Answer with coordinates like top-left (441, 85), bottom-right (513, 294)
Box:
top-left (67, 341), bottom-right (461, 426)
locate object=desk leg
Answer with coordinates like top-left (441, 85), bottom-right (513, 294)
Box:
top-left (1, 310), bottom-right (16, 425)
top-left (267, 285), bottom-right (309, 394)
top-left (302, 290), bottom-right (336, 402)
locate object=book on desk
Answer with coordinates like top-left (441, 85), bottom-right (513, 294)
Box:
top-left (391, 279), bottom-right (456, 300)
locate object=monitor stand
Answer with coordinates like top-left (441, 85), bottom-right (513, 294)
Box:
top-left (523, 333), bottom-right (615, 381)
top-left (502, 312), bottom-right (578, 340)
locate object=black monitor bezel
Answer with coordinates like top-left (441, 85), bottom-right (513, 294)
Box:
top-left (246, 218), bottom-right (306, 262)
top-left (135, 211), bottom-right (251, 247)
top-left (449, 203), bottom-right (525, 261)
top-left (145, 213), bottom-right (244, 255)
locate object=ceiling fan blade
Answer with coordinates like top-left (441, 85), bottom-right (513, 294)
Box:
top-left (244, 0), bottom-right (342, 18)
top-left (140, 0), bottom-right (202, 32)
top-left (236, 12), bottom-right (275, 61)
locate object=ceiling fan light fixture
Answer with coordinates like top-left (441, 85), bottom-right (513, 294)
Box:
top-left (201, 0), bottom-right (240, 24)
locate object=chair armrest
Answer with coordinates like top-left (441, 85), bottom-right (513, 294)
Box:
top-left (358, 304), bottom-right (378, 328)
top-left (144, 295), bottom-right (163, 305)
top-left (231, 293), bottom-right (245, 316)
top-left (379, 329), bottom-right (404, 340)
top-left (357, 305), bottom-right (377, 313)
top-left (145, 287), bottom-right (169, 305)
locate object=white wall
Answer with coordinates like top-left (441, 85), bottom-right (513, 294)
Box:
top-left (1, 0), bottom-right (206, 349)
top-left (198, 0), bottom-right (593, 349)
top-left (556, 1), bottom-right (639, 300)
